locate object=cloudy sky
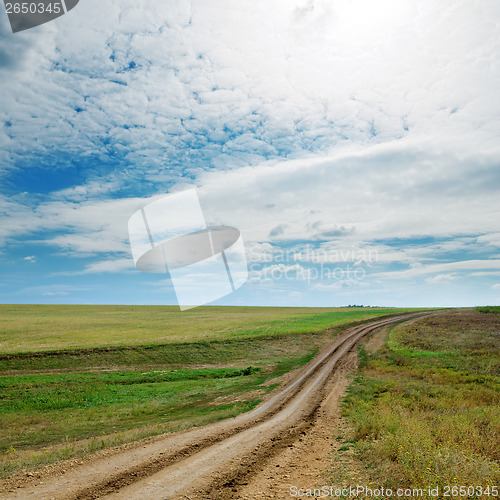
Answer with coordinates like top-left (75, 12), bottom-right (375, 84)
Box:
top-left (1, 0), bottom-right (499, 308)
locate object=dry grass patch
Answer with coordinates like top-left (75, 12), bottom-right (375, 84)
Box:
top-left (342, 309), bottom-right (500, 498)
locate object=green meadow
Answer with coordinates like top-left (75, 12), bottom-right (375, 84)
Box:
top-left (0, 304), bottom-right (416, 354)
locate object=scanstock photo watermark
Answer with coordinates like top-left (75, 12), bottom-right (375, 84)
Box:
top-left (289, 484), bottom-right (499, 498)
top-left (248, 244), bottom-right (378, 285)
top-left (2, 0), bottom-right (79, 33)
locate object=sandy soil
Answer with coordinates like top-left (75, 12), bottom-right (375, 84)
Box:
top-left (232, 351), bottom-right (365, 500)
top-left (1, 313), bottom-right (428, 500)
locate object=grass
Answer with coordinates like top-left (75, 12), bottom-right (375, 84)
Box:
top-left (341, 309), bottom-right (500, 498)
top-left (0, 304), bottom-right (419, 354)
top-left (0, 352), bottom-right (315, 478)
top-left (0, 334), bottom-right (327, 372)
top-left (0, 304), bottom-right (421, 479)
top-left (477, 305), bottom-right (500, 314)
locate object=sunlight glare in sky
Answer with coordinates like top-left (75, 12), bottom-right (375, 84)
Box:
top-left (333, 0), bottom-right (415, 45)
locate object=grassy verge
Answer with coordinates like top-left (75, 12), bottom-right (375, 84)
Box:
top-left (341, 309), bottom-right (500, 498)
top-left (0, 334), bottom-right (324, 372)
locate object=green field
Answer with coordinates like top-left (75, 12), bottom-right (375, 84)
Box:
top-left (0, 304), bottom-right (419, 478)
top-left (340, 308), bottom-right (500, 496)
top-left (0, 304), bottom-right (416, 354)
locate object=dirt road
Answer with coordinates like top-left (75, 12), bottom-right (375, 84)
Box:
top-left (2, 313), bottom-right (427, 500)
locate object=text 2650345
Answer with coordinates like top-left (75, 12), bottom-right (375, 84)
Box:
top-left (5, 2), bottom-right (62, 15)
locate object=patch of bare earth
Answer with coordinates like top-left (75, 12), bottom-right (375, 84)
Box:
top-left (231, 351), bottom-right (369, 499)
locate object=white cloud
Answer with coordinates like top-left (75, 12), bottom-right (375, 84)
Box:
top-left (492, 284), bottom-right (500, 290)
top-left (50, 178), bottom-right (124, 202)
top-left (65, 258), bottom-right (134, 275)
top-left (425, 274), bottom-right (457, 285)
top-left (477, 233), bottom-right (500, 248)
top-left (1, 0), bottom-right (499, 177)
top-left (0, 193), bottom-right (156, 256)
top-left (375, 260), bottom-right (500, 281)
top-left (23, 255), bottom-right (36, 262)
top-left (312, 280), bottom-right (370, 291)
top-left (1, 137), bottom-right (499, 274)
top-left (246, 242), bottom-right (275, 263)
top-left (195, 140), bottom-right (500, 246)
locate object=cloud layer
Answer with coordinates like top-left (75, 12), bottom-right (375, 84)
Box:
top-left (0, 0), bottom-right (499, 306)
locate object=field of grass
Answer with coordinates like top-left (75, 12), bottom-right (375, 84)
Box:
top-left (0, 304), bottom-right (417, 354)
top-left (341, 309), bottom-right (500, 497)
top-left (0, 304), bottom-right (419, 478)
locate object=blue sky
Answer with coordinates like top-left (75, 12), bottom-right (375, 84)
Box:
top-left (1, 0), bottom-right (499, 308)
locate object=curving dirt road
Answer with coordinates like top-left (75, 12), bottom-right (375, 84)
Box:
top-left (2, 313), bottom-right (428, 500)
